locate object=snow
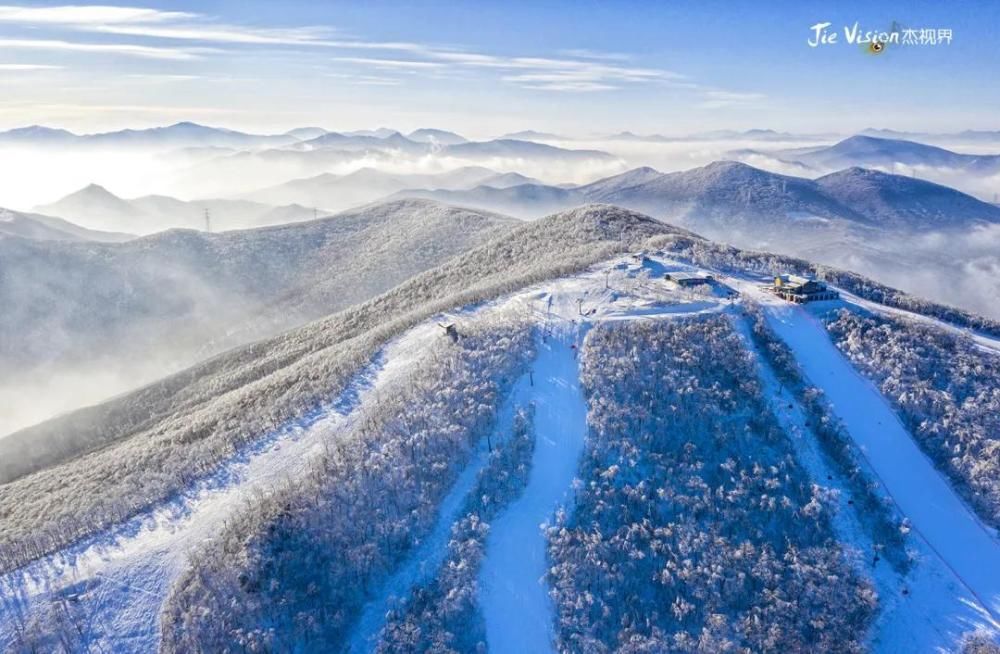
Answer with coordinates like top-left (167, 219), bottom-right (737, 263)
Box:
top-left (478, 327), bottom-right (588, 654)
top-left (346, 343), bottom-right (539, 654)
top-left (5, 247), bottom-right (999, 652)
top-left (747, 291), bottom-right (1000, 650)
top-left (476, 258), bottom-right (731, 653)
top-left (0, 322), bottom-right (438, 653)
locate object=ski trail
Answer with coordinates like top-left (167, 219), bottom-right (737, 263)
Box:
top-left (732, 315), bottom-right (912, 649)
top-left (759, 300), bottom-right (1000, 649)
top-left (0, 324), bottom-right (438, 654)
top-left (478, 327), bottom-right (588, 654)
top-left (346, 357), bottom-right (537, 654)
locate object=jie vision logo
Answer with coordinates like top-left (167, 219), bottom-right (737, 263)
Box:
top-left (808, 21), bottom-right (953, 55)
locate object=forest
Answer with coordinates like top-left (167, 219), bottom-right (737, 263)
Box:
top-left (546, 316), bottom-right (876, 652)
top-left (375, 406), bottom-right (536, 653)
top-left (159, 317), bottom-right (535, 652)
top-left (826, 308), bottom-right (1000, 530)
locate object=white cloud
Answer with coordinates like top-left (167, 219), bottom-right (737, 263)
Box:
top-left (0, 3), bottom-right (760, 102)
top-left (0, 37), bottom-right (212, 60)
top-left (0, 63), bottom-right (63, 70)
top-left (0, 5), bottom-right (193, 24)
top-left (92, 23), bottom-right (336, 46)
top-left (325, 72), bottom-right (402, 86)
top-left (557, 48), bottom-right (631, 61)
top-left (124, 73), bottom-right (204, 81)
top-left (328, 56), bottom-right (446, 70)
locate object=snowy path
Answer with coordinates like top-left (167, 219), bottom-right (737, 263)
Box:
top-left (757, 298), bottom-right (1000, 649)
top-left (478, 328), bottom-right (588, 654)
top-left (0, 323), bottom-right (438, 653)
top-left (346, 353), bottom-right (539, 654)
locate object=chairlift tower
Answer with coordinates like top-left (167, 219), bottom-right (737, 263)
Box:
top-left (204, 208), bottom-right (211, 233)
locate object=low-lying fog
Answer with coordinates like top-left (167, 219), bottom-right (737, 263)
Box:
top-left (2, 129), bottom-right (998, 439)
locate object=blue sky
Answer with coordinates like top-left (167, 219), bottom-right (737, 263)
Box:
top-left (0, 0), bottom-right (997, 136)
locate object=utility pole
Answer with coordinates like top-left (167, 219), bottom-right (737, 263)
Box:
top-left (203, 208), bottom-right (211, 233)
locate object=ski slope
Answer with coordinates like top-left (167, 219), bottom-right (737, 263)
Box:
top-left (750, 291), bottom-right (1000, 650)
top-left (346, 346), bottom-right (540, 654)
top-left (476, 258), bottom-right (732, 653)
top-left (478, 328), bottom-right (588, 654)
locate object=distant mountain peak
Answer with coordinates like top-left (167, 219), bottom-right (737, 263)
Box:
top-left (407, 128), bottom-right (467, 145)
top-left (75, 183), bottom-right (121, 198)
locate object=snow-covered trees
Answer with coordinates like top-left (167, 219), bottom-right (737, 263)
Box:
top-left (374, 405), bottom-right (535, 653)
top-left (159, 319), bottom-right (534, 652)
top-left (546, 317), bottom-right (876, 652)
top-left (0, 204), bottom-right (679, 575)
top-left (744, 303), bottom-right (909, 572)
top-left (827, 309), bottom-right (1000, 529)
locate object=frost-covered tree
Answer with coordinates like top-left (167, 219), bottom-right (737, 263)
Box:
top-left (160, 318), bottom-right (534, 652)
top-left (827, 308), bottom-right (1000, 529)
top-left (546, 317), bottom-right (876, 653)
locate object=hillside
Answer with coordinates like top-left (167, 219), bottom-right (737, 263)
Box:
top-left (2, 205), bottom-right (998, 652)
top-left (790, 135), bottom-right (1000, 175)
top-left (35, 184), bottom-right (318, 234)
top-left (0, 208), bottom-right (133, 242)
top-left (0, 199), bottom-right (514, 436)
top-left (246, 166), bottom-right (501, 211)
top-left (395, 160), bottom-right (1000, 230)
top-left (814, 167), bottom-right (1000, 228)
top-left (393, 182), bottom-right (582, 219)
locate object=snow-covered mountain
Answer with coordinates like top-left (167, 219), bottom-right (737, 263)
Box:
top-left (246, 166), bottom-right (504, 211)
top-left (0, 199), bottom-right (515, 436)
top-left (407, 128), bottom-right (468, 145)
top-left (284, 126), bottom-right (329, 140)
top-left (497, 129), bottom-right (567, 141)
top-left (814, 167), bottom-right (1000, 228)
top-left (293, 130), bottom-right (430, 154)
top-left (0, 208), bottom-right (133, 242)
top-left (746, 135), bottom-right (1000, 177)
top-left (0, 122), bottom-right (300, 150)
top-left (391, 182), bottom-right (582, 219)
top-left (861, 127), bottom-right (1000, 145)
top-left (2, 204), bottom-right (998, 653)
top-left (399, 160), bottom-right (1000, 231)
top-left (0, 125), bottom-right (78, 145)
top-left (791, 135), bottom-right (1000, 173)
top-left (387, 163), bottom-right (1000, 319)
top-left (443, 138), bottom-right (617, 163)
top-left (35, 184), bottom-right (319, 234)
top-left (168, 136), bottom-right (621, 198)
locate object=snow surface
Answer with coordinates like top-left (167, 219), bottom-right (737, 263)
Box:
top-left (729, 280), bottom-right (1000, 651)
top-left (478, 328), bottom-right (588, 654)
